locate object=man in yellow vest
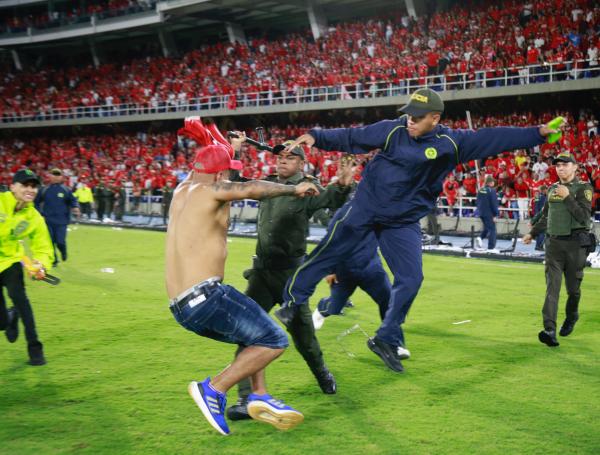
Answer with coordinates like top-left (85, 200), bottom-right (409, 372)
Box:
top-left (0, 169), bottom-right (54, 365)
top-left (74, 179), bottom-right (94, 219)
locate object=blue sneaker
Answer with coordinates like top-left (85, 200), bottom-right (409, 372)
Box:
top-left (247, 394), bottom-right (304, 430)
top-left (188, 378), bottom-right (230, 435)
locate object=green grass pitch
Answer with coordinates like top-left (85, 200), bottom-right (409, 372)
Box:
top-left (1, 226), bottom-right (599, 454)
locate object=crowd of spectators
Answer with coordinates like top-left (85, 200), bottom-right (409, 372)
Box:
top-left (1, 1), bottom-right (155, 34)
top-left (1, 0), bottom-right (598, 121)
top-left (1, 110), bottom-right (599, 219)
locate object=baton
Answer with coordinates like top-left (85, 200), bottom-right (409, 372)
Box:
top-left (21, 255), bottom-right (61, 286)
top-left (227, 131), bottom-right (273, 152)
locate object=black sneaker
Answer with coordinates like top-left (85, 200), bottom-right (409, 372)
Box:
top-left (274, 304), bottom-right (300, 328)
top-left (226, 397), bottom-right (251, 421)
top-left (27, 343), bottom-right (46, 366)
top-left (559, 317), bottom-right (579, 337)
top-left (312, 366), bottom-right (337, 394)
top-left (367, 337), bottom-right (404, 372)
top-left (5, 308), bottom-right (19, 343)
top-left (538, 330), bottom-right (559, 347)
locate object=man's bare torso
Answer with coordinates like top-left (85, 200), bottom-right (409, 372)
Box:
top-left (165, 177), bottom-right (229, 299)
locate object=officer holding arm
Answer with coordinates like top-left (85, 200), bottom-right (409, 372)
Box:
top-left (1, 170), bottom-right (54, 365)
top-left (523, 152), bottom-right (594, 347)
top-left (227, 138), bottom-right (354, 420)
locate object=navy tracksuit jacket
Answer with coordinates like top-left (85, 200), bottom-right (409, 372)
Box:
top-left (476, 186), bottom-right (499, 249)
top-left (35, 184), bottom-right (78, 262)
top-left (284, 115), bottom-right (546, 347)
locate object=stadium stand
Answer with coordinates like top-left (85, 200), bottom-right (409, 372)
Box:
top-left (1, 0), bottom-right (598, 122)
top-left (1, 110), bottom-right (598, 219)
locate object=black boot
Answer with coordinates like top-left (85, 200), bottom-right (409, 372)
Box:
top-left (226, 397), bottom-right (251, 421)
top-left (312, 365), bottom-right (337, 394)
top-left (538, 330), bottom-right (559, 347)
top-left (5, 307), bottom-right (19, 343)
top-left (559, 316), bottom-right (579, 337)
top-left (28, 342), bottom-right (46, 366)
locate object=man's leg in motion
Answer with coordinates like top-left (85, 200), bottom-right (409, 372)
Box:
top-left (368, 224), bottom-right (423, 372)
top-left (277, 203), bottom-right (370, 324)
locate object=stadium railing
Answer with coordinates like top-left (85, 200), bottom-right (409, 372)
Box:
top-left (2, 60), bottom-right (597, 123)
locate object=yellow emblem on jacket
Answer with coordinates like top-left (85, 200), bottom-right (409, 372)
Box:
top-left (425, 147), bottom-right (438, 159)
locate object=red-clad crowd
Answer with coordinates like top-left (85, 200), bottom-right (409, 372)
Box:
top-left (1, 0), bottom-right (598, 120)
top-left (1, 0), bottom-right (155, 33)
top-left (1, 111), bottom-right (599, 218)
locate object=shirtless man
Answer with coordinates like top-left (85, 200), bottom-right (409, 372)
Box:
top-left (166, 142), bottom-right (319, 436)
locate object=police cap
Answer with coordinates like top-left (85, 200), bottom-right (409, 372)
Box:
top-left (398, 88), bottom-right (445, 116)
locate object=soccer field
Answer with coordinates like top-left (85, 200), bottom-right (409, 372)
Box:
top-left (1, 226), bottom-right (598, 454)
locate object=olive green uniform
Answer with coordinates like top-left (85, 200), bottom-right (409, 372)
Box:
top-left (237, 172), bottom-right (352, 397)
top-left (530, 178), bottom-right (593, 331)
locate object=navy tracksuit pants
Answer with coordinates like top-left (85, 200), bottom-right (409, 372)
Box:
top-left (47, 223), bottom-right (68, 262)
top-left (479, 216), bottom-right (497, 249)
top-left (285, 201), bottom-right (423, 347)
top-left (320, 260), bottom-right (391, 321)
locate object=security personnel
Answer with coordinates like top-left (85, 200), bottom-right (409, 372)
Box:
top-left (35, 169), bottom-right (79, 266)
top-left (93, 182), bottom-right (108, 220)
top-left (113, 182), bottom-right (126, 222)
top-left (74, 180), bottom-right (94, 219)
top-left (1, 169), bottom-right (54, 365)
top-left (227, 138), bottom-right (353, 420)
top-left (476, 176), bottom-right (499, 250)
top-left (531, 184), bottom-right (547, 251)
top-left (523, 152), bottom-right (594, 347)
top-left (278, 88), bottom-right (561, 373)
top-left (161, 183), bottom-right (174, 224)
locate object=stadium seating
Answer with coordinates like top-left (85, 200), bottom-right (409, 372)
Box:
top-left (1, 111), bottom-right (598, 216)
top-left (1, 0), bottom-right (598, 122)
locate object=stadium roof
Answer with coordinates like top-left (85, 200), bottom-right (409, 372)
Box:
top-left (0, 0), bottom-right (405, 52)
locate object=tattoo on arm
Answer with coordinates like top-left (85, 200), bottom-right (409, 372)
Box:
top-left (213, 180), bottom-right (295, 201)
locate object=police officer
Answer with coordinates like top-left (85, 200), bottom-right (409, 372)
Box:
top-left (476, 176), bottom-right (499, 250)
top-left (1, 169), bottom-right (54, 365)
top-left (35, 169), bottom-right (79, 266)
top-left (227, 137), bottom-right (353, 420)
top-left (161, 183), bottom-right (174, 225)
top-left (531, 184), bottom-right (548, 251)
top-left (277, 88), bottom-right (561, 373)
top-left (523, 152), bottom-right (594, 347)
top-left (113, 182), bottom-right (126, 222)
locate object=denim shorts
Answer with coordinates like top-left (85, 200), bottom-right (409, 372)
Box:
top-left (170, 283), bottom-right (288, 349)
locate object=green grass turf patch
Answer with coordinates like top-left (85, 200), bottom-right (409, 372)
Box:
top-left (1, 225), bottom-right (599, 454)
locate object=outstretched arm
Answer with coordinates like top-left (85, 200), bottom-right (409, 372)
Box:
top-left (454, 122), bottom-right (562, 163)
top-left (213, 180), bottom-right (319, 202)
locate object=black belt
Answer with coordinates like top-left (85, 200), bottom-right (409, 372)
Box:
top-left (548, 230), bottom-right (587, 241)
top-left (252, 255), bottom-right (305, 270)
top-left (169, 278), bottom-right (221, 313)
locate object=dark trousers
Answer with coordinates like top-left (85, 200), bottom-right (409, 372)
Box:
top-left (80, 202), bottom-right (92, 218)
top-left (47, 223), bottom-right (68, 262)
top-left (323, 261), bottom-right (391, 320)
top-left (480, 216), bottom-right (497, 249)
top-left (235, 266), bottom-right (324, 398)
top-left (542, 238), bottom-right (588, 331)
top-left (284, 202), bottom-right (423, 347)
top-left (0, 263), bottom-right (42, 348)
top-left (97, 201), bottom-right (105, 220)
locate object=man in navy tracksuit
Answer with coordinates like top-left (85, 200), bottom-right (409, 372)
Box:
top-left (275, 88), bottom-right (559, 373)
top-left (35, 169), bottom-right (80, 266)
top-left (532, 184), bottom-right (547, 251)
top-left (312, 231), bottom-right (392, 333)
top-left (476, 176), bottom-right (500, 250)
